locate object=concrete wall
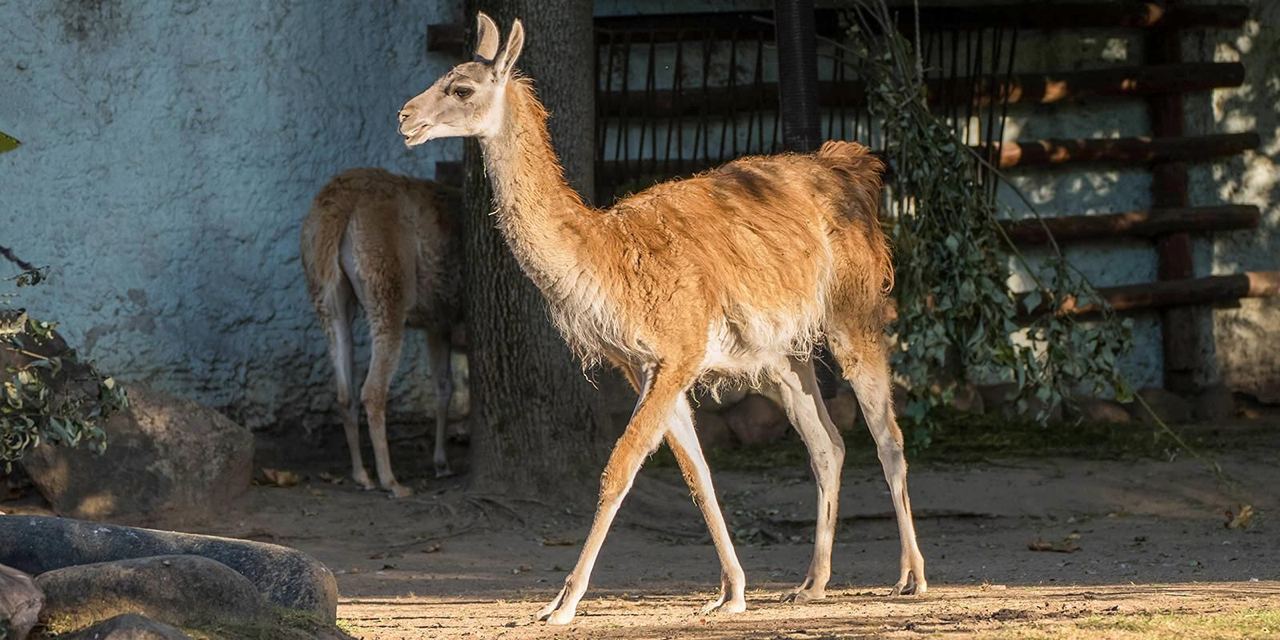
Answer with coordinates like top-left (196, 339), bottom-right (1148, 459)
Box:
top-left (1191, 0), bottom-right (1280, 402)
top-left (0, 0), bottom-right (466, 431)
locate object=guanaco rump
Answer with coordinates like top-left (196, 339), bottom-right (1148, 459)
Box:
top-left (301, 168), bottom-right (462, 498)
top-left (398, 13), bottom-right (925, 624)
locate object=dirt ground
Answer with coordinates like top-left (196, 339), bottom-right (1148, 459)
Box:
top-left (9, 417), bottom-right (1278, 638)
top-left (170, 417), bottom-right (1280, 639)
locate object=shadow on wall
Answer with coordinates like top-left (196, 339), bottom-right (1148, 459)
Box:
top-left (0, 1), bottom-right (463, 431)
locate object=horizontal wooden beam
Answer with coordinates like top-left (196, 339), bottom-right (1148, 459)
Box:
top-left (990, 132), bottom-right (1259, 169)
top-left (597, 62), bottom-right (1245, 118)
top-left (1057, 272), bottom-right (1280, 316)
top-left (437, 132), bottom-right (1259, 186)
top-left (1002, 205), bottom-right (1261, 245)
top-left (948, 62), bottom-right (1245, 108)
top-left (428, 4), bottom-right (1248, 54)
top-left (900, 3), bottom-right (1248, 32)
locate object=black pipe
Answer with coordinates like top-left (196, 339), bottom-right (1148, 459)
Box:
top-left (774, 0), bottom-right (822, 152)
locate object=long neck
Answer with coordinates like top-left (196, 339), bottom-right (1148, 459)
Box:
top-left (479, 80), bottom-right (597, 295)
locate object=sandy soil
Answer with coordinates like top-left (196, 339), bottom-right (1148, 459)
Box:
top-left (172, 419), bottom-right (1280, 639)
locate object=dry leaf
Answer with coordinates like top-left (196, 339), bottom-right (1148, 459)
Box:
top-left (261, 468), bottom-right (302, 488)
top-left (1028, 537), bottom-right (1080, 553)
top-left (423, 543), bottom-right (442, 553)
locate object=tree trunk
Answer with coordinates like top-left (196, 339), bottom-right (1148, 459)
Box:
top-left (462, 0), bottom-right (610, 499)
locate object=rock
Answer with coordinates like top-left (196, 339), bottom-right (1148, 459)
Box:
top-left (978, 383), bottom-right (1063, 422)
top-left (0, 563), bottom-right (42, 640)
top-left (1072, 398), bottom-right (1132, 424)
top-left (977, 383), bottom-right (1018, 412)
top-left (825, 388), bottom-right (860, 432)
top-left (723, 394), bottom-right (789, 446)
top-left (0, 516), bottom-right (338, 623)
top-left (1193, 385), bottom-right (1235, 422)
top-left (63, 614), bottom-right (192, 640)
top-left (1131, 387), bottom-right (1193, 424)
top-left (693, 409), bottom-right (735, 450)
top-left (21, 386), bottom-right (254, 522)
top-left (950, 382), bottom-right (985, 414)
top-left (36, 555), bottom-right (263, 631)
top-left (892, 383), bottom-right (911, 420)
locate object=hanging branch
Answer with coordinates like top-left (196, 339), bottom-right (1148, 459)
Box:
top-left (0, 245), bottom-right (36, 273)
top-left (823, 0), bottom-right (1133, 448)
top-left (0, 251), bottom-right (125, 468)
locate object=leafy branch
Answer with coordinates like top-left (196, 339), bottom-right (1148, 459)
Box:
top-left (835, 0), bottom-right (1133, 447)
top-left (1, 246), bottom-right (125, 469)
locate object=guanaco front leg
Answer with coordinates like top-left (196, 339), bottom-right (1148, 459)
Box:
top-left (538, 362), bottom-right (696, 625)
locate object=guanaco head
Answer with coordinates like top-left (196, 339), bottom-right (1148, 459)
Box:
top-left (398, 12), bottom-right (525, 146)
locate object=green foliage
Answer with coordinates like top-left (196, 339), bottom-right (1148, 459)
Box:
top-left (844, 2), bottom-right (1132, 447)
top-left (1, 257), bottom-right (126, 470)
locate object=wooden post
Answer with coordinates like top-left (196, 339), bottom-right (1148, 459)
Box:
top-left (1146, 3), bottom-right (1202, 394)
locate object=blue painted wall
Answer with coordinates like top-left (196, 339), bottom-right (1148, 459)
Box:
top-left (1, 0), bottom-right (464, 430)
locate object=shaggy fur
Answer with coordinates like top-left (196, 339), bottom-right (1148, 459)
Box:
top-left (398, 12), bottom-right (926, 625)
top-left (300, 168), bottom-right (462, 498)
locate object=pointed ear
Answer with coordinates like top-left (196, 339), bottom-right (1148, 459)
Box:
top-left (494, 18), bottom-right (525, 78)
top-left (474, 12), bottom-right (500, 62)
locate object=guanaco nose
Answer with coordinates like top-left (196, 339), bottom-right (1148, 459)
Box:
top-left (398, 109), bottom-right (412, 123)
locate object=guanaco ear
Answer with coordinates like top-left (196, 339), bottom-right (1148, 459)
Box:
top-left (494, 18), bottom-right (525, 78)
top-left (474, 12), bottom-right (499, 62)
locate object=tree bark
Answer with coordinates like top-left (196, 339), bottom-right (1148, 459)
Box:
top-left (461, 0), bottom-right (609, 499)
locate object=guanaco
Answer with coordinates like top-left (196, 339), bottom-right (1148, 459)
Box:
top-left (398, 13), bottom-right (925, 622)
top-left (301, 168), bottom-right (462, 498)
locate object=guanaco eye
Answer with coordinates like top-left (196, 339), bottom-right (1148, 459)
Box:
top-left (454, 86), bottom-right (474, 100)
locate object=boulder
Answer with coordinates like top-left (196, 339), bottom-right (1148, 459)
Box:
top-left (1131, 387), bottom-right (1192, 424)
top-left (825, 388), bottom-right (860, 432)
top-left (693, 409), bottom-right (735, 450)
top-left (952, 382), bottom-right (984, 414)
top-left (892, 383), bottom-right (911, 420)
top-left (36, 555), bottom-right (263, 632)
top-left (63, 614), bottom-right (192, 640)
top-left (21, 386), bottom-right (254, 521)
top-left (978, 383), bottom-right (1018, 413)
top-left (1072, 398), bottom-right (1132, 424)
top-left (979, 383), bottom-right (1063, 422)
top-left (0, 563), bottom-right (42, 640)
top-left (723, 394), bottom-right (789, 446)
top-left (1193, 385), bottom-right (1235, 422)
top-left (0, 516), bottom-right (338, 623)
